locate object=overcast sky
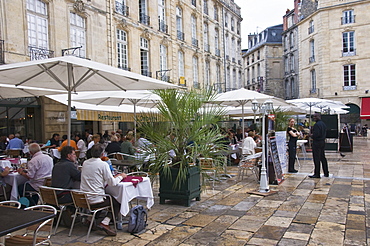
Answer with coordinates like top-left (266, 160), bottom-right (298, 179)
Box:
top-left (233, 0), bottom-right (294, 49)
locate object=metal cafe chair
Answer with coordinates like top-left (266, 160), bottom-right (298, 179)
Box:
top-left (0, 200), bottom-right (21, 208)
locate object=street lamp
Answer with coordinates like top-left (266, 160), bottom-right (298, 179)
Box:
top-left (259, 99), bottom-right (273, 193)
top-left (251, 99), bottom-right (259, 124)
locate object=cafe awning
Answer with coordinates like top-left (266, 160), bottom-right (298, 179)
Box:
top-left (360, 97), bottom-right (370, 119)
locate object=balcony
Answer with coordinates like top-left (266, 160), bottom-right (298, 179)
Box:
top-left (309, 56), bottom-right (315, 63)
top-left (115, 1), bottom-right (129, 16)
top-left (192, 38), bottom-right (198, 47)
top-left (191, 0), bottom-right (196, 7)
top-left (341, 15), bottom-right (355, 25)
top-left (238, 60), bottom-right (242, 65)
top-left (310, 88), bottom-right (317, 94)
top-left (0, 40), bottom-right (4, 64)
top-left (231, 26), bottom-right (234, 32)
top-left (62, 46), bottom-right (85, 59)
top-left (232, 57), bottom-right (236, 63)
top-left (308, 26), bottom-right (314, 34)
top-left (204, 44), bottom-right (210, 52)
top-left (174, 30), bottom-right (184, 42)
top-left (139, 14), bottom-right (150, 26)
top-left (141, 70), bottom-right (152, 77)
top-left (118, 65), bottom-right (131, 71)
top-left (215, 48), bottom-right (220, 57)
top-left (343, 85), bottom-right (356, 91)
top-left (160, 75), bottom-right (170, 82)
top-left (226, 55), bottom-right (230, 61)
top-left (158, 19), bottom-right (168, 34)
top-left (342, 49), bottom-right (356, 57)
top-left (204, 7), bottom-right (208, 15)
top-left (29, 46), bottom-right (54, 60)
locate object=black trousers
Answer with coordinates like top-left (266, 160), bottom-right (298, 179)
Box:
top-left (312, 140), bottom-right (329, 176)
top-left (288, 140), bottom-right (297, 171)
top-left (90, 197), bottom-right (121, 221)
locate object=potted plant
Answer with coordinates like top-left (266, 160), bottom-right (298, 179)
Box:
top-left (137, 89), bottom-right (227, 206)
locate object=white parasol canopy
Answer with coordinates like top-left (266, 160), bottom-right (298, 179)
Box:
top-left (0, 56), bottom-right (177, 143)
top-left (0, 83), bottom-right (66, 99)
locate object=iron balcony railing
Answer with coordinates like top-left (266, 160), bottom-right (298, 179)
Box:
top-left (177, 31), bottom-right (185, 41)
top-left (158, 19), bottom-right (168, 33)
top-left (232, 57), bottom-right (236, 63)
top-left (29, 46), bottom-right (54, 60)
top-left (115, 1), bottom-right (129, 16)
top-left (343, 85), bottom-right (356, 91)
top-left (310, 88), bottom-right (317, 94)
top-left (0, 40), bottom-right (4, 64)
top-left (141, 70), bottom-right (152, 77)
top-left (226, 55), bottom-right (230, 61)
top-left (192, 38), bottom-right (198, 47)
top-left (62, 46), bottom-right (87, 59)
top-left (341, 15), bottom-right (355, 25)
top-left (191, 0), bottom-right (196, 7)
top-left (139, 14), bottom-right (150, 26)
top-left (160, 75), bottom-right (170, 82)
top-left (309, 56), bottom-right (315, 63)
top-left (238, 60), bottom-right (242, 65)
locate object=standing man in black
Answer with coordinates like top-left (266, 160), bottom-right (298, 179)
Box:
top-left (309, 113), bottom-right (329, 178)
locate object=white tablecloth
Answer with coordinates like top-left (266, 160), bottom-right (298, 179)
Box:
top-left (3, 172), bottom-right (28, 200)
top-left (51, 149), bottom-right (61, 159)
top-left (0, 160), bottom-right (11, 169)
top-left (105, 177), bottom-right (154, 216)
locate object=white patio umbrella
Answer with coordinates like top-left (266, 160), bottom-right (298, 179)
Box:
top-left (213, 88), bottom-right (290, 137)
top-left (0, 56), bottom-right (177, 144)
top-left (0, 83), bottom-right (66, 99)
top-left (72, 90), bottom-right (161, 141)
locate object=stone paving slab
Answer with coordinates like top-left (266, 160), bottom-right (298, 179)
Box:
top-left (45, 137), bottom-right (370, 245)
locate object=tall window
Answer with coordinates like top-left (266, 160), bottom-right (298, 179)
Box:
top-left (70, 12), bottom-right (86, 58)
top-left (205, 61), bottom-right (210, 88)
top-left (214, 6), bottom-right (218, 21)
top-left (115, 0), bottom-right (128, 16)
top-left (191, 0), bottom-right (196, 7)
top-left (191, 15), bottom-right (197, 47)
top-left (344, 64), bottom-right (356, 87)
top-left (216, 64), bottom-right (221, 92)
top-left (203, 23), bottom-right (209, 52)
top-left (158, 0), bottom-right (166, 33)
top-left (232, 69), bottom-right (236, 89)
top-left (231, 38), bottom-right (235, 60)
top-left (139, 0), bottom-right (149, 25)
top-left (342, 31), bottom-right (355, 56)
top-left (310, 69), bottom-right (316, 93)
top-left (231, 18), bottom-right (235, 32)
top-left (140, 37), bottom-right (150, 76)
top-left (285, 56), bottom-right (289, 73)
top-left (225, 34), bottom-right (229, 59)
top-left (224, 13), bottom-right (228, 27)
top-left (290, 32), bottom-right (294, 48)
top-left (290, 54), bottom-right (294, 71)
top-left (342, 10), bottom-right (354, 24)
top-left (309, 39), bottom-right (315, 63)
top-left (308, 20), bottom-right (314, 34)
top-left (226, 67), bottom-right (230, 90)
top-left (290, 78), bottom-right (296, 98)
top-left (215, 28), bottom-right (219, 55)
top-left (159, 44), bottom-right (167, 81)
top-left (117, 29), bottom-right (128, 70)
top-left (178, 51), bottom-right (184, 77)
top-left (176, 7), bottom-right (184, 40)
top-left (27, 0), bottom-right (48, 49)
top-left (192, 56), bottom-right (198, 88)
top-left (285, 79), bottom-right (290, 98)
top-left (284, 35), bottom-right (288, 50)
top-left (203, 0), bottom-right (208, 15)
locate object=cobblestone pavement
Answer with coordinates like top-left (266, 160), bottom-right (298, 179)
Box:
top-left (51, 137), bottom-right (370, 246)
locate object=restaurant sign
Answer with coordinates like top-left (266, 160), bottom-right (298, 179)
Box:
top-left (77, 109), bottom-right (134, 122)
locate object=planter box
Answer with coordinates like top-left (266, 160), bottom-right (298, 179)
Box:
top-left (159, 166), bottom-right (201, 206)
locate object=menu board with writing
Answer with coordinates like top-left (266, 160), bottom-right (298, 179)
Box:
top-left (268, 137), bottom-right (284, 184)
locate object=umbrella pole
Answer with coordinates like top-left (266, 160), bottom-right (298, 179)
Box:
top-left (134, 103), bottom-right (137, 145)
top-left (242, 104), bottom-right (245, 140)
top-left (67, 63), bottom-right (72, 146)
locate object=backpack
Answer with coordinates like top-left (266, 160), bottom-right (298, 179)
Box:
top-left (127, 205), bottom-right (148, 234)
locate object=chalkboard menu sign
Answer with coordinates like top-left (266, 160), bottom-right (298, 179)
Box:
top-left (268, 137), bottom-right (284, 183)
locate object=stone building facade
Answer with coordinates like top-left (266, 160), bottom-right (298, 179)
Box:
top-left (298, 0), bottom-right (369, 113)
top-left (242, 24), bottom-right (285, 99)
top-left (0, 0), bottom-right (243, 141)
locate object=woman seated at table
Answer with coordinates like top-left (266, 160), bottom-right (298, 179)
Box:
top-left (105, 134), bottom-right (121, 155)
top-left (120, 134), bottom-right (136, 160)
top-left (242, 131), bottom-right (257, 156)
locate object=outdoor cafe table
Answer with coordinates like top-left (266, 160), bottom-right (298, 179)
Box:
top-left (0, 206), bottom-right (55, 237)
top-left (105, 177), bottom-right (154, 216)
top-left (3, 172), bottom-right (28, 200)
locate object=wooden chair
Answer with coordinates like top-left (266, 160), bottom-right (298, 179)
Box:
top-left (23, 176), bottom-right (52, 203)
top-left (39, 186), bottom-right (72, 235)
top-left (69, 191), bottom-right (117, 242)
top-left (5, 205), bottom-right (57, 246)
top-left (199, 158), bottom-right (217, 188)
top-left (6, 149), bottom-right (21, 158)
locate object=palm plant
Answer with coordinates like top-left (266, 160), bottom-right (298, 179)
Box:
top-left (137, 89), bottom-right (227, 189)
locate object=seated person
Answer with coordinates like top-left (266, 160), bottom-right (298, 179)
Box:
top-left (18, 143), bottom-right (53, 205)
top-left (136, 133), bottom-right (152, 149)
top-left (52, 146), bottom-right (81, 204)
top-left (6, 133), bottom-right (24, 150)
top-left (58, 135), bottom-right (78, 152)
top-left (43, 133), bottom-right (60, 148)
top-left (75, 134), bottom-right (87, 159)
top-left (242, 131), bottom-right (257, 156)
top-left (120, 134), bottom-right (136, 160)
top-left (80, 144), bottom-right (126, 236)
top-left (105, 134), bottom-right (121, 155)
top-left (87, 134), bottom-right (101, 150)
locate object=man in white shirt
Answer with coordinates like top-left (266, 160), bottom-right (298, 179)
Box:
top-left (17, 143), bottom-right (53, 204)
top-left (80, 144), bottom-right (126, 236)
top-left (242, 131), bottom-right (257, 156)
